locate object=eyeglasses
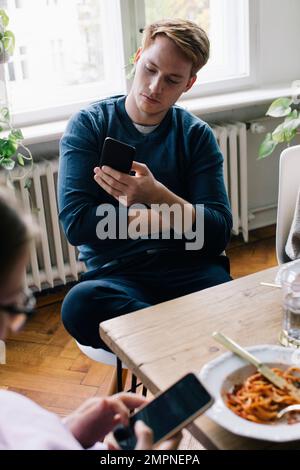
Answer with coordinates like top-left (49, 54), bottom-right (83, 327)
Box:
top-left (0, 288), bottom-right (36, 318)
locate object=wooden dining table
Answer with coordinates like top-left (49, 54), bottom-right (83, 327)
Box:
top-left (100, 266), bottom-right (300, 449)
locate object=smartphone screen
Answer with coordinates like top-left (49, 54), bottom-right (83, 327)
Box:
top-left (100, 137), bottom-right (136, 174)
top-left (114, 373), bottom-right (213, 449)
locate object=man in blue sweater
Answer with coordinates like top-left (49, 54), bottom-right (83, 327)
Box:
top-left (58, 19), bottom-right (232, 350)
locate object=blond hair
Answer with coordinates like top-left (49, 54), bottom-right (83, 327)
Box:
top-left (141, 18), bottom-right (210, 76)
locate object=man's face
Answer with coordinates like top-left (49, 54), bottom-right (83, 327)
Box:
top-left (131, 35), bottom-right (196, 122)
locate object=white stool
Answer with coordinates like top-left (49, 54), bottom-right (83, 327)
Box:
top-left (75, 341), bottom-right (147, 396)
top-left (76, 341), bottom-right (125, 392)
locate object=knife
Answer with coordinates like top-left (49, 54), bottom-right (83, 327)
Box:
top-left (212, 331), bottom-right (300, 401)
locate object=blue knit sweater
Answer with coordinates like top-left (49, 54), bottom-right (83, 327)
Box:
top-left (58, 95), bottom-right (232, 270)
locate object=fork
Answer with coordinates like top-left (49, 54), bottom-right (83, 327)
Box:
top-left (277, 404), bottom-right (300, 419)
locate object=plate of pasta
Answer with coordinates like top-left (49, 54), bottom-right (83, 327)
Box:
top-left (199, 345), bottom-right (300, 441)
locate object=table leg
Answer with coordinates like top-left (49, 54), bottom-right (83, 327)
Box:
top-left (117, 357), bottom-right (123, 392)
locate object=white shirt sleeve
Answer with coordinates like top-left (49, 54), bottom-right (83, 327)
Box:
top-left (0, 390), bottom-right (106, 450)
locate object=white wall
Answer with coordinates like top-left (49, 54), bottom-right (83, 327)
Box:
top-left (257, 0), bottom-right (300, 86)
top-left (246, 120), bottom-right (300, 230)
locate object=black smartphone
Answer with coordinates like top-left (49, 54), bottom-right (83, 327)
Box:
top-left (100, 137), bottom-right (136, 174)
top-left (113, 373), bottom-right (213, 450)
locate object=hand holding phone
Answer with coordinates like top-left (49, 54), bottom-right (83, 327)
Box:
top-left (100, 137), bottom-right (136, 174)
top-left (113, 373), bottom-right (213, 450)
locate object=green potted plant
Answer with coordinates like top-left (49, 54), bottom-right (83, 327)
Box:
top-left (0, 8), bottom-right (33, 186)
top-left (0, 9), bottom-right (15, 63)
top-left (258, 90), bottom-right (300, 159)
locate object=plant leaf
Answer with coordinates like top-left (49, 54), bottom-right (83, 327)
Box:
top-left (0, 107), bottom-right (10, 123)
top-left (266, 97), bottom-right (293, 117)
top-left (258, 133), bottom-right (277, 159)
top-left (1, 158), bottom-right (15, 170)
top-left (286, 110), bottom-right (299, 120)
top-left (272, 122), bottom-right (287, 143)
top-left (0, 9), bottom-right (9, 28)
top-left (283, 116), bottom-right (300, 134)
top-left (3, 30), bottom-right (15, 54)
top-left (272, 115), bottom-right (300, 144)
top-left (17, 153), bottom-right (24, 166)
top-left (129, 52), bottom-right (136, 65)
top-left (24, 178), bottom-right (32, 190)
top-left (10, 128), bottom-right (23, 142)
top-left (0, 138), bottom-right (18, 157)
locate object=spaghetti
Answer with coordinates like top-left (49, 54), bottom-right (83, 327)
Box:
top-left (226, 366), bottom-right (300, 424)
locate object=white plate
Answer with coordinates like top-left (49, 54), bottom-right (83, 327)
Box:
top-left (199, 345), bottom-right (300, 442)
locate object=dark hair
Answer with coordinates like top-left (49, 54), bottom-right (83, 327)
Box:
top-left (0, 186), bottom-right (36, 282)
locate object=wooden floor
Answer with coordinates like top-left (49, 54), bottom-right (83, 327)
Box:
top-left (0, 225), bottom-right (277, 448)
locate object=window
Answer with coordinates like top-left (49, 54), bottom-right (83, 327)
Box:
top-left (144, 0), bottom-right (210, 35)
top-left (142, 0), bottom-right (252, 97)
top-left (4, 0), bottom-right (253, 125)
top-left (5, 0), bottom-right (125, 125)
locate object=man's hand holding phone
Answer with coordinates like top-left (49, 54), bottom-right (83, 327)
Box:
top-left (94, 137), bottom-right (195, 237)
top-left (94, 137), bottom-right (162, 207)
top-left (94, 161), bottom-right (162, 207)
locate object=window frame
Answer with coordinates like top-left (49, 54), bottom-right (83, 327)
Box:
top-left (183, 0), bottom-right (259, 99)
top-left (8, 0), bottom-right (126, 127)
top-left (7, 0), bottom-right (258, 127)
top-left (130, 0), bottom-right (259, 100)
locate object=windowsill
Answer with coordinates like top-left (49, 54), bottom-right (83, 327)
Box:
top-left (21, 83), bottom-right (294, 146)
top-left (22, 119), bottom-right (69, 146)
top-left (179, 83), bottom-right (295, 115)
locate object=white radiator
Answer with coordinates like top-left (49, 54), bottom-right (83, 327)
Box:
top-left (212, 122), bottom-right (249, 243)
top-left (8, 122), bottom-right (248, 290)
top-left (10, 160), bottom-right (85, 291)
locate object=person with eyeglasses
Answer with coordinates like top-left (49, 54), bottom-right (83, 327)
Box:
top-left (0, 187), bottom-right (180, 450)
